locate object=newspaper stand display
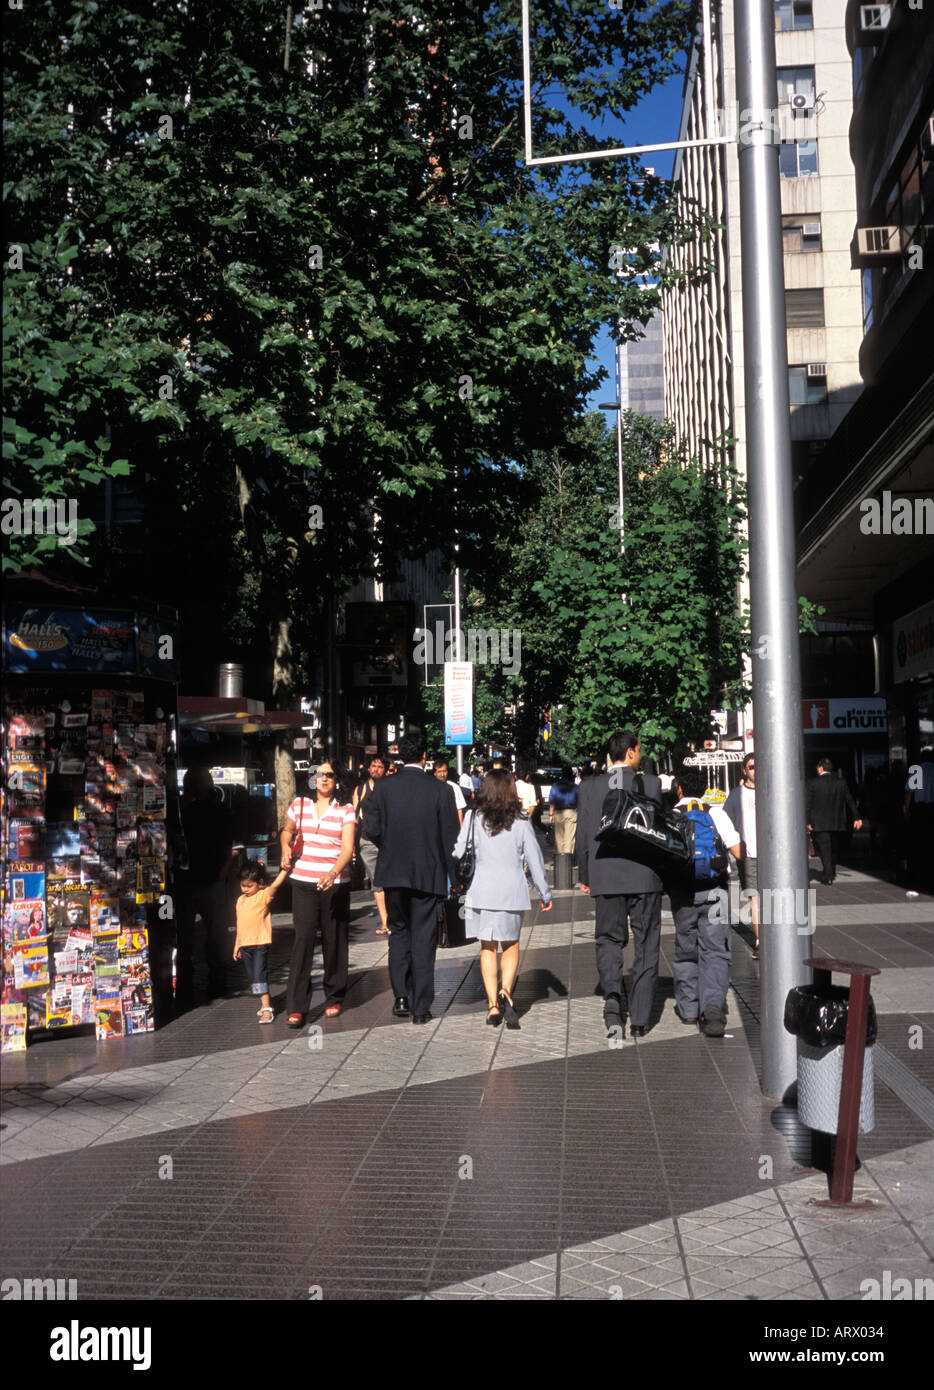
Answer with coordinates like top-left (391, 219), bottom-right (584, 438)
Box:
top-left (1, 597), bottom-right (179, 1052)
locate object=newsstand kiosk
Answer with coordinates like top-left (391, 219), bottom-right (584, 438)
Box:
top-left (1, 591), bottom-right (179, 1052)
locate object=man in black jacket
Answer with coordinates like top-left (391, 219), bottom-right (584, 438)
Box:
top-left (806, 758), bottom-right (862, 885)
top-left (576, 730), bottom-right (664, 1038)
top-left (365, 729), bottom-right (460, 1023)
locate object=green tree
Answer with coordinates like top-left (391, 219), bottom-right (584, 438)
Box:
top-left (455, 410), bottom-right (748, 762)
top-left (3, 0), bottom-right (703, 714)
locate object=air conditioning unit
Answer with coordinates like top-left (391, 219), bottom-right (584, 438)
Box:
top-left (791, 92), bottom-right (815, 115)
top-left (806, 363), bottom-right (827, 378)
top-left (855, 225), bottom-right (905, 259)
top-left (802, 222), bottom-right (821, 239)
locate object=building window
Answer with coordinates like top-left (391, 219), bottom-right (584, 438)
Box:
top-left (774, 0), bottom-right (813, 30)
top-left (862, 268), bottom-right (875, 332)
top-left (776, 66), bottom-right (816, 106)
top-left (788, 365), bottom-right (828, 405)
top-left (785, 288), bottom-right (825, 327)
top-left (782, 214), bottom-right (822, 250)
top-left (780, 139), bottom-right (819, 178)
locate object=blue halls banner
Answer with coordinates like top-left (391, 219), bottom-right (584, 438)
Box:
top-left (4, 606), bottom-right (137, 673)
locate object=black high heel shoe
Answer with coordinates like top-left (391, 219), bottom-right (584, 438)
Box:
top-left (486, 1004), bottom-right (502, 1026)
top-left (498, 990), bottom-right (520, 1029)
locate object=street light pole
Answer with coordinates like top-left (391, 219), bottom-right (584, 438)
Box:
top-left (734, 0), bottom-right (811, 1098)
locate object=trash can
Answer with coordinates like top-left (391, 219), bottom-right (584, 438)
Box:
top-left (554, 852), bottom-right (574, 889)
top-left (784, 984), bottom-right (877, 1134)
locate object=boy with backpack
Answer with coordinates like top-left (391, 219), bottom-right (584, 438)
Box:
top-left (669, 764), bottom-right (743, 1037)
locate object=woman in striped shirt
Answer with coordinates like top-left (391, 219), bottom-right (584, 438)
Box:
top-left (280, 762), bottom-right (357, 1027)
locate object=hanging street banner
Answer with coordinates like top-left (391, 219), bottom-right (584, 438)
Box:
top-left (444, 662), bottom-right (473, 746)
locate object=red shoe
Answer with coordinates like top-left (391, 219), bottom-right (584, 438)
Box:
top-left (287, 1013), bottom-right (304, 1028)
top-left (324, 1003), bottom-right (342, 1018)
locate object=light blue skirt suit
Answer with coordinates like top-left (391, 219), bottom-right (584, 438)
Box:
top-left (452, 811), bottom-right (552, 941)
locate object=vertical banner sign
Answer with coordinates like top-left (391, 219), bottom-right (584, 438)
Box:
top-left (444, 662), bottom-right (473, 745)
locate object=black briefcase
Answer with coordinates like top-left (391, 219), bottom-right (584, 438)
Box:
top-left (436, 894), bottom-right (476, 948)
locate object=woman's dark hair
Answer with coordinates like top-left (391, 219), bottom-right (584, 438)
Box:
top-left (475, 769), bottom-right (521, 836)
top-left (240, 861), bottom-right (268, 886)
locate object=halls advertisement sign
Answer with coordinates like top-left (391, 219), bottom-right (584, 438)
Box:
top-left (892, 602), bottom-right (934, 685)
top-left (802, 698), bottom-right (887, 735)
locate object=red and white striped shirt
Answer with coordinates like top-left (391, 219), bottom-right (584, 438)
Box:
top-left (287, 797), bottom-right (356, 885)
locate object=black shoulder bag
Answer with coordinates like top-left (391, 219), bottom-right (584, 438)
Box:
top-left (594, 771), bottom-right (693, 877)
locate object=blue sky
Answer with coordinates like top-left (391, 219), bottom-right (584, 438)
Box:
top-left (565, 69), bottom-right (688, 408)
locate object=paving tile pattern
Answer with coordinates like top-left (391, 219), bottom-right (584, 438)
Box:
top-left (2, 863), bottom-right (932, 1300)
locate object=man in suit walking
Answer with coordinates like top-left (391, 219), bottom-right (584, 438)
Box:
top-left (365, 729), bottom-right (460, 1023)
top-left (806, 757), bottom-right (862, 885)
top-left (576, 730), bottom-right (664, 1038)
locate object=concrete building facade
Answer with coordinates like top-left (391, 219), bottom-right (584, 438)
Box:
top-left (662, 0), bottom-right (866, 487)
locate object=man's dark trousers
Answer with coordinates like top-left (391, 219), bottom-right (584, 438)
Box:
top-left (388, 888), bottom-right (440, 1017)
top-left (813, 830), bottom-right (842, 883)
top-left (594, 892), bottom-right (662, 1028)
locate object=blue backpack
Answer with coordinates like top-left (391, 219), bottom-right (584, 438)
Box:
top-left (682, 800), bottom-right (726, 882)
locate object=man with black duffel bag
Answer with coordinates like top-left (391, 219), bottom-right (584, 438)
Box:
top-left (576, 730), bottom-right (664, 1039)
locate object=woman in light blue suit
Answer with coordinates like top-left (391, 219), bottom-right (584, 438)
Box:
top-left (453, 769), bottom-right (553, 1028)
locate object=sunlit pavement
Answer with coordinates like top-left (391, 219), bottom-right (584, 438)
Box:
top-left (2, 863), bottom-right (931, 1300)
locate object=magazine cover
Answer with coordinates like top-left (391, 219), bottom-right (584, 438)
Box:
top-left (93, 938), bottom-right (120, 984)
top-left (13, 942), bottom-right (51, 989)
top-left (7, 859), bottom-right (45, 901)
top-left (90, 894), bottom-right (120, 936)
top-left (116, 827), bottom-right (137, 858)
top-left (6, 710), bottom-right (46, 752)
top-left (6, 819), bottom-right (42, 857)
top-left (53, 946), bottom-right (79, 976)
top-left (114, 690), bottom-right (144, 721)
top-left (94, 991), bottom-right (124, 1040)
top-left (65, 925), bottom-right (95, 969)
top-left (136, 821), bottom-right (166, 858)
top-left (135, 724), bottom-right (166, 758)
top-left (136, 858), bottom-right (164, 904)
top-left (91, 689), bottom-right (114, 722)
top-left (118, 929), bottom-right (149, 952)
top-left (5, 900), bottom-right (47, 944)
top-left (123, 1004), bottom-right (154, 1035)
top-left (26, 986), bottom-right (49, 1029)
top-left (46, 981), bottom-right (74, 1028)
top-left (71, 972), bottom-right (96, 1024)
top-left (59, 882), bottom-right (91, 935)
top-left (141, 781), bottom-right (166, 818)
top-left (1, 1002), bottom-right (28, 1053)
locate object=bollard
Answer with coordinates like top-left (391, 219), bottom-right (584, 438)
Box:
top-left (805, 956), bottom-right (881, 1207)
top-left (554, 852), bottom-right (574, 889)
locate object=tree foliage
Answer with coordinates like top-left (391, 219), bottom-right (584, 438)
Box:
top-left (3, 0), bottom-right (704, 702)
top-left (455, 411), bottom-right (749, 762)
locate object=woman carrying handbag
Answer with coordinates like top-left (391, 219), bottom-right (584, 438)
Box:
top-left (452, 769), bottom-right (553, 1028)
top-left (279, 762), bottom-right (357, 1027)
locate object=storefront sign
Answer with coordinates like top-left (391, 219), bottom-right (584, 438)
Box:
top-left (892, 601), bottom-right (934, 685)
top-left (802, 698), bottom-right (887, 734)
top-left (444, 662), bottom-right (473, 745)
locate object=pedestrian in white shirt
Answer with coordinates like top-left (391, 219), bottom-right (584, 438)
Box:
top-left (723, 753), bottom-right (759, 958)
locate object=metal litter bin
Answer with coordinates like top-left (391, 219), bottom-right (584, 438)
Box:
top-left (784, 983), bottom-right (876, 1134)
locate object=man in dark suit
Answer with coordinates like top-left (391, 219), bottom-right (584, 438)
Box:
top-left (365, 729), bottom-right (460, 1023)
top-left (806, 758), bottom-right (862, 885)
top-left (576, 730), bottom-right (664, 1038)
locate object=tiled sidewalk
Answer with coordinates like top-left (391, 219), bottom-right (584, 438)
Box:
top-left (1, 867), bottom-right (932, 1300)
